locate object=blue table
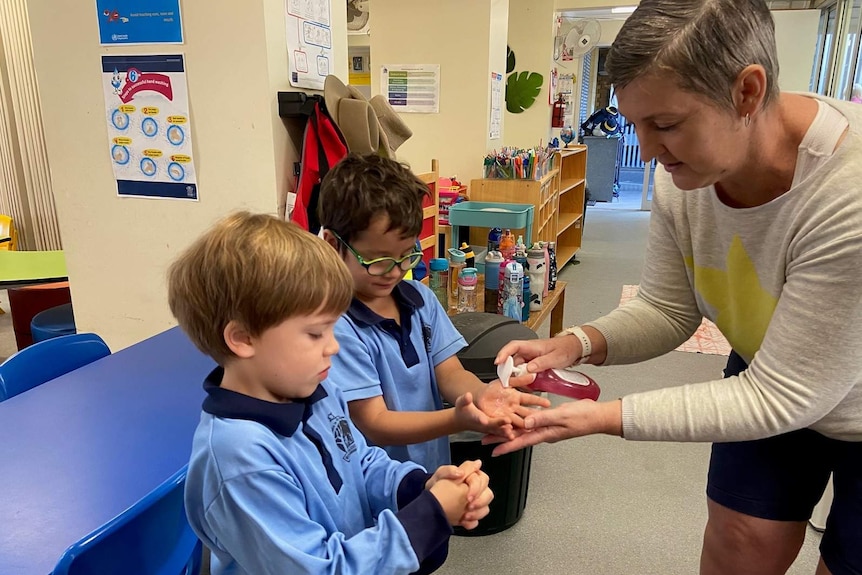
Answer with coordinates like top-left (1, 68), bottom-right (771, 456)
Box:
top-left (0, 327), bottom-right (216, 575)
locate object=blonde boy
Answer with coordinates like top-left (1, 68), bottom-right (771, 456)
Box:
top-left (168, 212), bottom-right (492, 575)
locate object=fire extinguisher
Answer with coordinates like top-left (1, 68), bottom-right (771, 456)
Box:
top-left (551, 95), bottom-right (565, 128)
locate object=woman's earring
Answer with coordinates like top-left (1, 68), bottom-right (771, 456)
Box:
top-left (744, 113), bottom-right (751, 127)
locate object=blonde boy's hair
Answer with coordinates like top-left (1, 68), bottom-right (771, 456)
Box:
top-left (168, 212), bottom-right (353, 364)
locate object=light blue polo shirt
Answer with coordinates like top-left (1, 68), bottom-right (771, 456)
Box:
top-left (329, 280), bottom-right (467, 472)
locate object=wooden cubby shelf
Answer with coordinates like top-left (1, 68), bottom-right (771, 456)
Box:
top-left (469, 145), bottom-right (587, 266)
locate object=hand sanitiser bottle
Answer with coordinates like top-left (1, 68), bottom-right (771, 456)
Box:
top-left (496, 356), bottom-right (600, 401)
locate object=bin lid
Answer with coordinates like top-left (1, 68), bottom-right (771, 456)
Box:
top-left (450, 312), bottom-right (537, 381)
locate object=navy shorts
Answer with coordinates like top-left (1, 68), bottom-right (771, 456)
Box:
top-left (707, 351), bottom-right (862, 575)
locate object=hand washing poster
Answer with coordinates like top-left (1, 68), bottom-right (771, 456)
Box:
top-left (102, 54), bottom-right (198, 200)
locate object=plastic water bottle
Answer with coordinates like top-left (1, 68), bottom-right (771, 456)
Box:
top-left (499, 229), bottom-right (515, 261)
top-left (459, 242), bottom-right (475, 267)
top-left (497, 258), bottom-right (512, 315)
top-left (521, 274), bottom-right (531, 322)
top-left (548, 241), bottom-right (558, 290)
top-left (429, 258), bottom-right (449, 309)
top-left (527, 245), bottom-right (545, 310)
top-left (456, 267), bottom-right (478, 313)
top-left (447, 248), bottom-right (465, 302)
top-left (500, 261), bottom-right (524, 322)
top-left (487, 227), bottom-right (502, 253)
top-left (483, 250), bottom-right (504, 314)
top-left (541, 242), bottom-right (550, 298)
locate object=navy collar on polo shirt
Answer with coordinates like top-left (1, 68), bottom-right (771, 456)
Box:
top-left (202, 367), bottom-right (328, 437)
top-left (346, 281), bottom-right (424, 325)
top-left (346, 281), bottom-right (425, 367)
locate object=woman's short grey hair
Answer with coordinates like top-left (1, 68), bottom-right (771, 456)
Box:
top-left (606, 0), bottom-right (780, 111)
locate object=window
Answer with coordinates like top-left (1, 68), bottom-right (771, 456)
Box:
top-left (579, 51), bottom-right (592, 128)
top-left (812, 5), bottom-right (839, 94)
top-left (810, 0), bottom-right (862, 99)
top-left (836, 0), bottom-right (862, 98)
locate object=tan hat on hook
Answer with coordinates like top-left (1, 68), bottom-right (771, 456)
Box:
top-left (324, 75), bottom-right (380, 155)
top-left (370, 95), bottom-right (413, 152)
top-left (323, 75), bottom-right (412, 158)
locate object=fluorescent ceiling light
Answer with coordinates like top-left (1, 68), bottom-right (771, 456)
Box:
top-left (611, 6), bottom-right (637, 14)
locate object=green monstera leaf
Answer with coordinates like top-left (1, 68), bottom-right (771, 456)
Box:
top-left (506, 45), bottom-right (516, 74)
top-left (505, 71), bottom-right (543, 114)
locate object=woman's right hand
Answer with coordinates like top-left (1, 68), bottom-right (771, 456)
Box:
top-left (495, 336), bottom-right (582, 374)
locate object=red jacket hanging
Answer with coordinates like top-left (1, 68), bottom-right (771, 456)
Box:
top-left (291, 102), bottom-right (347, 233)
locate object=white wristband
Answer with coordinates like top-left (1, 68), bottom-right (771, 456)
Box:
top-left (555, 326), bottom-right (592, 365)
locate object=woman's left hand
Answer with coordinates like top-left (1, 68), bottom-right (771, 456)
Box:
top-left (482, 399), bottom-right (623, 456)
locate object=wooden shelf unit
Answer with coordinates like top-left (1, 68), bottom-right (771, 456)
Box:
top-left (555, 146), bottom-right (587, 263)
top-left (468, 168), bottom-right (559, 246)
top-left (468, 145), bottom-right (587, 265)
top-left (415, 159), bottom-right (439, 285)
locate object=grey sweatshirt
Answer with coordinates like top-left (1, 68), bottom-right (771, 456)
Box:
top-left (588, 95), bottom-right (862, 442)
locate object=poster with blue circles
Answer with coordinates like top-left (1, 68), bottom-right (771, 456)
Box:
top-left (102, 54), bottom-right (197, 200)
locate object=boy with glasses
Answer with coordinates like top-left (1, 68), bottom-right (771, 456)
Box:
top-left (319, 154), bottom-right (548, 473)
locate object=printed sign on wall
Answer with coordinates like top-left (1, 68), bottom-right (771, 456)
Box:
top-left (285, 0), bottom-right (332, 90)
top-left (96, 0), bottom-right (184, 45)
top-left (102, 54), bottom-right (198, 200)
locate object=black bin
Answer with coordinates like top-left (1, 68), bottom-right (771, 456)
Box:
top-left (448, 312), bottom-right (537, 536)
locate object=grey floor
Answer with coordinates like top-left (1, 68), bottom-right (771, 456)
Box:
top-left (0, 189), bottom-right (823, 573)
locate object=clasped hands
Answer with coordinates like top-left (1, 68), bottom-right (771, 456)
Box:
top-left (426, 460), bottom-right (492, 529)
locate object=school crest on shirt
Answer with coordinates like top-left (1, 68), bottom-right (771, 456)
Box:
top-left (328, 413), bottom-right (357, 461)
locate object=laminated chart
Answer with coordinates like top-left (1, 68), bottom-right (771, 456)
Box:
top-left (285, 0), bottom-right (331, 90)
top-left (380, 64), bottom-right (440, 113)
top-left (102, 54), bottom-right (197, 200)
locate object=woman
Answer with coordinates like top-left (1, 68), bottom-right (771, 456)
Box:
top-left (492, 2), bottom-right (862, 574)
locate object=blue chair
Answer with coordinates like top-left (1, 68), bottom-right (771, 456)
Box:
top-left (0, 332), bottom-right (110, 401)
top-left (31, 302), bottom-right (76, 343)
top-left (52, 465), bottom-right (203, 575)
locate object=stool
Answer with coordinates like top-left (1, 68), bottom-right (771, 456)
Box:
top-left (30, 303), bottom-right (76, 343)
top-left (8, 281), bottom-right (72, 350)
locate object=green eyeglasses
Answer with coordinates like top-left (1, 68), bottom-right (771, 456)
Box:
top-left (332, 231), bottom-right (423, 277)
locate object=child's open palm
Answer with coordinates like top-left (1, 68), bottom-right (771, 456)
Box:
top-left (475, 377), bottom-right (551, 429)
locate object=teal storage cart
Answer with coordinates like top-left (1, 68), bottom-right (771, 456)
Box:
top-left (447, 202), bottom-right (534, 249)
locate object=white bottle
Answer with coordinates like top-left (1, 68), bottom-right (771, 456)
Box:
top-left (526, 244), bottom-right (545, 311)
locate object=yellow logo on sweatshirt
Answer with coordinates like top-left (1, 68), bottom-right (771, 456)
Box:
top-left (686, 236), bottom-right (778, 361)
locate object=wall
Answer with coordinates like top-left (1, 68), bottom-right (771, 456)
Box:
top-left (505, 0), bottom-right (555, 148)
top-left (26, 0), bottom-right (347, 350)
top-left (371, 0), bottom-right (508, 182)
top-left (595, 18), bottom-right (625, 46)
top-left (555, 0), bottom-right (635, 9)
top-left (560, 8), bottom-right (819, 123)
top-left (772, 10), bottom-right (820, 91)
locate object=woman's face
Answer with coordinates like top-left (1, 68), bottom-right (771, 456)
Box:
top-left (616, 73), bottom-right (745, 191)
